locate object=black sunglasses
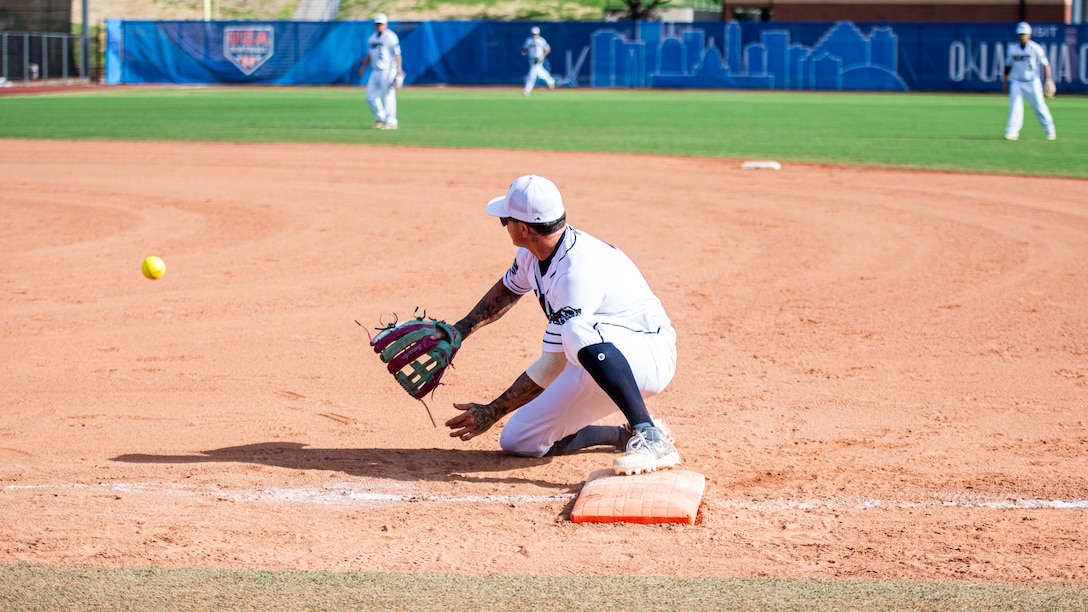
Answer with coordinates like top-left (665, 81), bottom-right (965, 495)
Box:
top-left (500, 217), bottom-right (516, 227)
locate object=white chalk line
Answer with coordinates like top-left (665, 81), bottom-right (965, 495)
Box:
top-left (4, 482), bottom-right (1088, 511)
top-left (2, 482), bottom-right (572, 506)
top-left (713, 499), bottom-right (1088, 511)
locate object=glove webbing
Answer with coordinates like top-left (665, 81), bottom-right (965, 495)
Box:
top-left (394, 354), bottom-right (446, 399)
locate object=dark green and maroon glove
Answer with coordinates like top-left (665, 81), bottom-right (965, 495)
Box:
top-left (371, 314), bottom-right (462, 399)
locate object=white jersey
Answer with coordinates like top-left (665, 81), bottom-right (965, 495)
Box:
top-left (523, 36), bottom-right (550, 62)
top-left (1005, 40), bottom-right (1049, 82)
top-left (501, 226), bottom-right (670, 354)
top-left (367, 29), bottom-right (401, 72)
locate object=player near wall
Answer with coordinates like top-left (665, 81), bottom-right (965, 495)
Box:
top-left (1002, 21), bottom-right (1057, 141)
top-left (358, 13), bottom-right (404, 130)
top-left (521, 26), bottom-right (556, 96)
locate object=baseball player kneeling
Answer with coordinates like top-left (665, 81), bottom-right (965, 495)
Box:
top-left (443, 175), bottom-right (680, 476)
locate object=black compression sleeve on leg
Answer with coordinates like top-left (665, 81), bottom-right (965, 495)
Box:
top-left (544, 425), bottom-right (626, 456)
top-left (577, 342), bottom-right (652, 428)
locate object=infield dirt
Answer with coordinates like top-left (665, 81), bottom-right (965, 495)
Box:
top-left (1, 139), bottom-right (1086, 581)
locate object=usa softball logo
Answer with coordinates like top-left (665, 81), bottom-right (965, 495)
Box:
top-left (224, 26), bottom-right (274, 76)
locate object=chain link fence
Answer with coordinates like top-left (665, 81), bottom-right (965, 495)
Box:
top-left (1, 30), bottom-right (90, 85)
top-left (1, 0), bottom-right (93, 86)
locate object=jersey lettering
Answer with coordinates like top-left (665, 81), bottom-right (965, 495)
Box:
top-left (500, 226), bottom-right (669, 353)
top-left (548, 306), bottom-right (581, 326)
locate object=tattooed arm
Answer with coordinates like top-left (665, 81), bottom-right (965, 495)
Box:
top-left (452, 279), bottom-right (521, 341)
top-left (443, 279), bottom-right (538, 440)
top-left (446, 371), bottom-right (544, 441)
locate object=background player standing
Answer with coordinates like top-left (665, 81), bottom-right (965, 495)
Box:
top-left (1002, 21), bottom-right (1056, 141)
top-left (521, 26), bottom-right (556, 96)
top-left (358, 13), bottom-right (404, 130)
top-left (442, 175), bottom-right (680, 476)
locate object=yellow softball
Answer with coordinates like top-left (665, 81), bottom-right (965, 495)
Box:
top-left (141, 255), bottom-right (166, 280)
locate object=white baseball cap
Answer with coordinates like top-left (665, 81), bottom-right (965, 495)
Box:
top-left (1016, 21), bottom-right (1031, 34)
top-left (486, 175), bottom-right (565, 224)
top-left (374, 13), bottom-right (388, 24)
top-left (531, 26), bottom-right (541, 35)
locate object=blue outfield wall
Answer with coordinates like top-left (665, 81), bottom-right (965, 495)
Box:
top-left (105, 19), bottom-right (1088, 94)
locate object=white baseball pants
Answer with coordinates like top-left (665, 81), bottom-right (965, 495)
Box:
top-left (1005, 78), bottom-right (1054, 137)
top-left (499, 315), bottom-right (677, 457)
top-left (366, 69), bottom-right (398, 127)
top-left (524, 61), bottom-right (556, 95)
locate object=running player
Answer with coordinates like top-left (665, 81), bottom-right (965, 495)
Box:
top-left (358, 13), bottom-right (404, 130)
top-left (1002, 21), bottom-right (1056, 141)
top-left (443, 175), bottom-right (680, 476)
top-left (521, 26), bottom-right (557, 96)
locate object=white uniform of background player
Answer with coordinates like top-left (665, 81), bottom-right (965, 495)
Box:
top-left (358, 13), bottom-right (403, 130)
top-left (1002, 21), bottom-right (1056, 141)
top-left (444, 175), bottom-right (680, 476)
top-left (521, 26), bottom-right (556, 96)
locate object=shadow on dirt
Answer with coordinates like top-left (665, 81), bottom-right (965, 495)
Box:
top-left (111, 442), bottom-right (594, 489)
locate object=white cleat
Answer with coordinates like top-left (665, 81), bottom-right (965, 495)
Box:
top-left (1046, 131), bottom-right (1056, 141)
top-left (612, 425), bottom-right (680, 476)
top-left (1003, 133), bottom-right (1018, 141)
top-left (653, 419), bottom-right (674, 444)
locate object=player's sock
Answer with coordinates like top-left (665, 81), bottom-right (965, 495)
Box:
top-left (544, 425), bottom-right (626, 456)
top-left (577, 342), bottom-right (653, 429)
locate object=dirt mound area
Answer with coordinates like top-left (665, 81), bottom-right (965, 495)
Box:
top-left (2, 139), bottom-right (1086, 580)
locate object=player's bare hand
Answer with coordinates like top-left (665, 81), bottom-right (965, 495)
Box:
top-left (446, 402), bottom-right (497, 441)
top-left (431, 321), bottom-right (468, 345)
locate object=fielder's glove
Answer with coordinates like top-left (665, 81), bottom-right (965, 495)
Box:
top-left (1044, 79), bottom-right (1056, 98)
top-left (370, 311), bottom-right (462, 400)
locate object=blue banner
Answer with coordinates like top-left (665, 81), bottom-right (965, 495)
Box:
top-left (106, 19), bottom-right (1088, 94)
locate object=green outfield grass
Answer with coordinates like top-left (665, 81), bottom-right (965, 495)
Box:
top-left (3, 564), bottom-right (1087, 611)
top-left (1, 86), bottom-right (1084, 178)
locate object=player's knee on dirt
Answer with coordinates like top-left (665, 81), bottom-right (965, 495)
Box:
top-left (498, 424), bottom-right (551, 457)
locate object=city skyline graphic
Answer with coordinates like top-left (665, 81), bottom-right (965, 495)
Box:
top-left (589, 21), bottom-right (909, 91)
